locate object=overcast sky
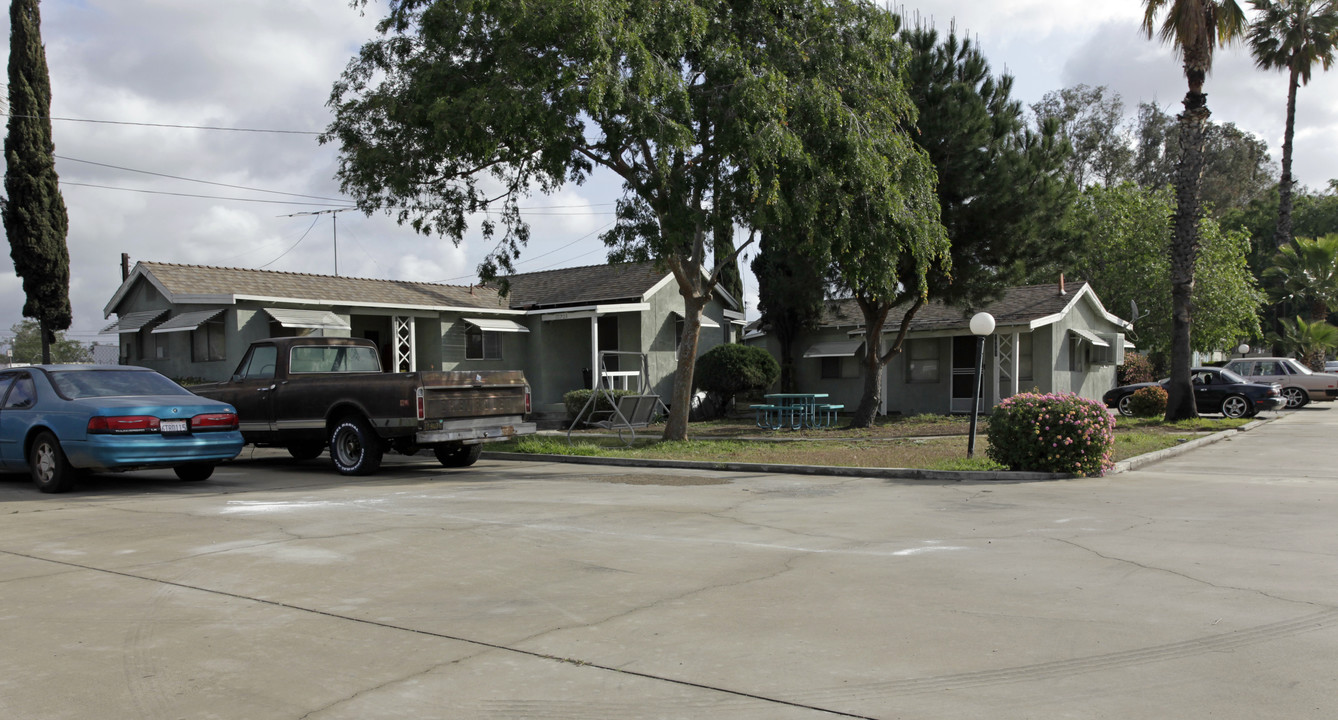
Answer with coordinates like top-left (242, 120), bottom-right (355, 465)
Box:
top-left (3, 0), bottom-right (1335, 349)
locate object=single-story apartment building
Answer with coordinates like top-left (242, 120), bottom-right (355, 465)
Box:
top-left (102, 261), bottom-right (743, 418)
top-left (746, 280), bottom-right (1133, 415)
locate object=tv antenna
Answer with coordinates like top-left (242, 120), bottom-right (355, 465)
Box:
top-left (281, 207), bottom-right (356, 275)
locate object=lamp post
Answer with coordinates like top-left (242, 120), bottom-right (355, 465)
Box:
top-left (967, 312), bottom-right (995, 458)
top-left (1237, 343), bottom-right (1250, 357)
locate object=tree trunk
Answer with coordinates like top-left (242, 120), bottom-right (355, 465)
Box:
top-left (850, 301), bottom-right (892, 428)
top-left (662, 294), bottom-right (707, 441)
top-left (39, 317), bottom-right (52, 364)
top-left (1274, 63), bottom-right (1300, 249)
top-left (1165, 89), bottom-right (1210, 422)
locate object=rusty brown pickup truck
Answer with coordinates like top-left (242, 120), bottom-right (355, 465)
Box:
top-left (192, 336), bottom-right (535, 475)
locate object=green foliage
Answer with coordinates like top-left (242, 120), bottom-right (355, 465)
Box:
top-left (751, 230), bottom-right (826, 391)
top-left (1117, 352), bottom-right (1158, 384)
top-left (7, 320), bottom-right (89, 364)
top-left (1269, 315), bottom-right (1338, 369)
top-left (563, 389), bottom-right (639, 421)
top-left (328, 0), bottom-right (934, 440)
top-left (985, 392), bottom-right (1116, 476)
top-left (4, 0), bottom-right (71, 338)
top-left (1128, 386), bottom-right (1169, 417)
top-left (1070, 183), bottom-right (1263, 360)
top-left (694, 343), bottom-right (780, 410)
top-left (1263, 234), bottom-right (1338, 320)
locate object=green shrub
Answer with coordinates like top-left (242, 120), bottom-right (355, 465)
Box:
top-left (694, 343), bottom-right (779, 417)
top-left (563, 388), bottom-right (638, 421)
top-left (1117, 352), bottom-right (1156, 385)
top-left (985, 392), bottom-right (1116, 477)
top-left (1127, 385), bottom-right (1167, 417)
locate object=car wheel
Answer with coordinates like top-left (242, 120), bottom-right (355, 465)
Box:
top-left (1220, 395), bottom-right (1251, 419)
top-left (174, 463), bottom-right (215, 482)
top-left (1281, 386), bottom-right (1308, 409)
top-left (29, 431), bottom-right (76, 494)
top-left (1117, 394), bottom-right (1135, 417)
top-left (434, 442), bottom-right (482, 468)
top-left (330, 417), bottom-right (383, 476)
top-left (286, 443), bottom-right (325, 461)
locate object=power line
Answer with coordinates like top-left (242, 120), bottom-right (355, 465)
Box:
top-left (0, 112), bottom-right (321, 135)
top-left (55, 155), bottom-right (350, 202)
top-left (58, 181), bottom-right (356, 207)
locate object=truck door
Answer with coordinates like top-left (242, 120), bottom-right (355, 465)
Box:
top-left (230, 344), bottom-right (280, 442)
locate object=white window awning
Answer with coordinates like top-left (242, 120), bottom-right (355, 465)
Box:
top-left (100, 309), bottom-right (167, 334)
top-left (264, 308), bottom-right (351, 330)
top-left (1069, 328), bottom-right (1110, 347)
top-left (672, 311), bottom-right (721, 329)
top-left (803, 340), bottom-right (864, 358)
top-left (151, 308), bottom-right (225, 334)
top-left (463, 317), bottom-right (530, 333)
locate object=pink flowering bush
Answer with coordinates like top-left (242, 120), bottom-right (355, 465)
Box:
top-left (985, 392), bottom-right (1116, 476)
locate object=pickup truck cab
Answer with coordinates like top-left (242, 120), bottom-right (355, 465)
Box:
top-left (192, 337), bottom-right (535, 475)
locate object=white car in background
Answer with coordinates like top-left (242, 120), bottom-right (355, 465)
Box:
top-left (1222, 357), bottom-right (1338, 408)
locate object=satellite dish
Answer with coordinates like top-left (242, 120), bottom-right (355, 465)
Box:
top-left (1130, 299), bottom-right (1149, 323)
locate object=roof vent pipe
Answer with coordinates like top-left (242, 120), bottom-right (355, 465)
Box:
top-left (1058, 273), bottom-right (1066, 296)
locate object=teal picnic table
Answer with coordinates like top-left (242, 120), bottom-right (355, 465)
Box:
top-left (753, 393), bottom-right (841, 430)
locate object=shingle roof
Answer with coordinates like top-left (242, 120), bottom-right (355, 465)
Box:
top-left (815, 282), bottom-right (1111, 333)
top-left (498, 262), bottom-right (667, 309)
top-left (132, 262), bottom-right (508, 310)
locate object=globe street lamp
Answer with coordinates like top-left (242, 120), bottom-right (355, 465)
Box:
top-left (967, 312), bottom-right (995, 458)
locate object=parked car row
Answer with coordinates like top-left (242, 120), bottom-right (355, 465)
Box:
top-left (1102, 366), bottom-right (1285, 418)
top-left (1221, 357), bottom-right (1338, 408)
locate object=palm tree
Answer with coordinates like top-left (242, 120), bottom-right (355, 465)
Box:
top-left (1247, 0), bottom-right (1338, 249)
top-left (1263, 233), bottom-right (1338, 320)
top-left (1141, 0), bottom-right (1248, 421)
top-left (1270, 315), bottom-right (1338, 369)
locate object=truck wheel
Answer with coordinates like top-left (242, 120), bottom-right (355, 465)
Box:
top-left (287, 443), bottom-right (325, 461)
top-left (434, 443), bottom-right (482, 468)
top-left (29, 431), bottom-right (77, 493)
top-left (330, 418), bottom-right (383, 476)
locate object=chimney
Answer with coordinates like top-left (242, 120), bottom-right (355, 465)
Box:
top-left (121, 253), bottom-right (130, 281)
top-left (1058, 273), bottom-right (1066, 296)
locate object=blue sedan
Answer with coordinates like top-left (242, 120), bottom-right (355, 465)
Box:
top-left (0, 365), bottom-right (244, 493)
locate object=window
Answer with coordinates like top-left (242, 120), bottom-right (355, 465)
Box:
top-left (289, 345), bottom-right (381, 373)
top-left (1018, 333), bottom-right (1034, 382)
top-left (821, 356), bottom-right (858, 379)
top-left (465, 325), bottom-right (502, 360)
top-left (154, 332), bottom-right (170, 360)
top-left (907, 339), bottom-right (939, 383)
top-left (1069, 335), bottom-right (1086, 372)
top-left (192, 318), bottom-right (226, 362)
top-left (236, 345), bottom-right (278, 380)
top-left (3, 374), bottom-right (37, 409)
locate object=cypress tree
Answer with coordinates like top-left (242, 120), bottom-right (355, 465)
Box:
top-left (4, 0), bottom-right (70, 364)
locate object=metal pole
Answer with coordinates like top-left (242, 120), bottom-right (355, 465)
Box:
top-left (968, 334), bottom-right (984, 458)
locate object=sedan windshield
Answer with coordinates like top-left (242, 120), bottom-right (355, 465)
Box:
top-left (48, 369), bottom-right (192, 399)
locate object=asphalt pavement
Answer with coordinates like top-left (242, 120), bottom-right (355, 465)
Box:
top-left (1, 405), bottom-right (1335, 719)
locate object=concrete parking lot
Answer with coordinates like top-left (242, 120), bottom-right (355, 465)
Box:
top-left (2, 407), bottom-right (1336, 719)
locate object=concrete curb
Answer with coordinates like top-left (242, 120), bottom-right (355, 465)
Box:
top-left (486, 412), bottom-right (1283, 482)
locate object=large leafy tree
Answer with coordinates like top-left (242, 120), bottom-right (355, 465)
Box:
top-left (3, 0), bottom-right (71, 364)
top-left (1133, 102), bottom-right (1277, 214)
top-left (1031, 84), bottom-right (1133, 188)
top-left (823, 23), bottom-right (1074, 428)
top-left (325, 0), bottom-right (933, 440)
top-left (750, 229), bottom-right (826, 392)
top-left (1141, 0), bottom-right (1248, 421)
top-left (1247, 0), bottom-right (1338, 248)
top-left (1071, 183), bottom-right (1262, 366)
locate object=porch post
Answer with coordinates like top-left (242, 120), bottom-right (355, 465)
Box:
top-left (393, 315), bottom-right (416, 372)
top-left (590, 314), bottom-right (599, 389)
top-left (1008, 331), bottom-right (1020, 397)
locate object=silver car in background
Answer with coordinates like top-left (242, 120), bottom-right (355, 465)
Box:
top-left (1222, 357), bottom-right (1338, 408)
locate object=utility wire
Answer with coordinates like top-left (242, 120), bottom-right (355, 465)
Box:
top-left (55, 154), bottom-right (350, 202)
top-left (258, 215), bottom-right (322, 269)
top-left (58, 181), bottom-right (355, 207)
top-left (0, 112), bottom-right (321, 134)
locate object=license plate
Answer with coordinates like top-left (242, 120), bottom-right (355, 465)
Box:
top-left (160, 420), bottom-right (188, 434)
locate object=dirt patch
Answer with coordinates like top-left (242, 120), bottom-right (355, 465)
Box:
top-left (594, 473), bottom-right (731, 486)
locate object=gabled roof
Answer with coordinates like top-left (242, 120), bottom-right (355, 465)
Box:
top-left (497, 262), bottom-right (668, 309)
top-left (791, 282), bottom-right (1130, 336)
top-left (104, 262), bottom-right (512, 317)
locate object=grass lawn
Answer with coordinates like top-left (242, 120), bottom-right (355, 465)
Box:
top-left (492, 413), bottom-right (1259, 473)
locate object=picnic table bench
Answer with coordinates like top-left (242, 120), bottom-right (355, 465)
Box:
top-left (753, 393), bottom-right (842, 429)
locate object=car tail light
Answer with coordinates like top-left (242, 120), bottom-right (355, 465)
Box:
top-left (88, 416), bottom-right (160, 434)
top-left (191, 412), bottom-right (239, 431)
top-left (525, 386), bottom-right (532, 414)
top-left (416, 387), bottom-right (425, 421)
